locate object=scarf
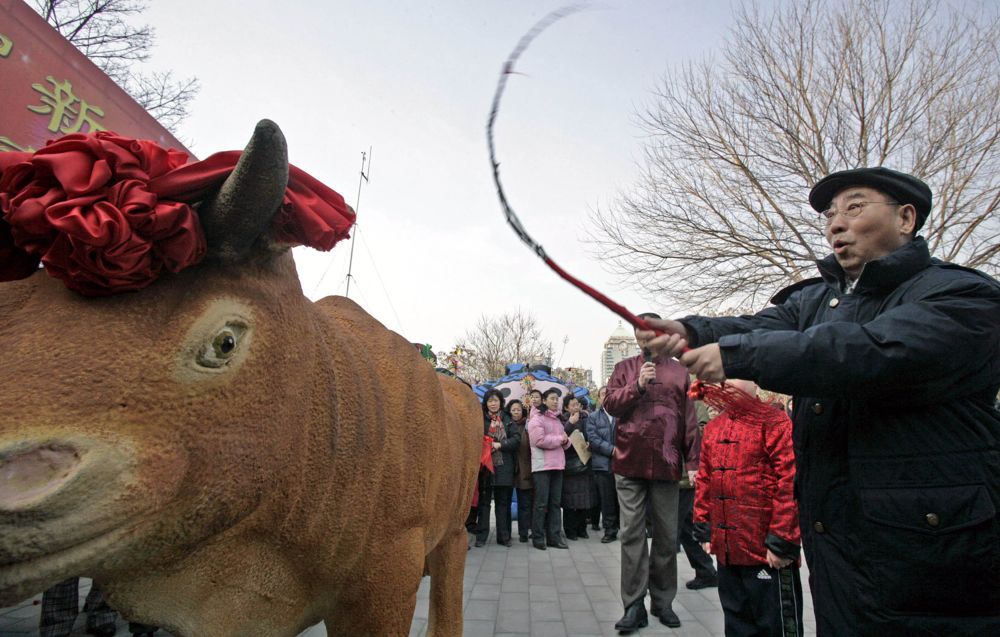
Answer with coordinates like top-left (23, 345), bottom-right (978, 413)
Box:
top-left (488, 412), bottom-right (506, 467)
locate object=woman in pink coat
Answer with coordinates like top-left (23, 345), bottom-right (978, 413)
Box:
top-left (527, 388), bottom-right (572, 550)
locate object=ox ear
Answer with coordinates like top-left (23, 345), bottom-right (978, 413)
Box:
top-left (199, 119), bottom-right (289, 263)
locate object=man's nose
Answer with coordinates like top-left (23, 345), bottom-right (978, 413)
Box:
top-left (826, 213), bottom-right (848, 235)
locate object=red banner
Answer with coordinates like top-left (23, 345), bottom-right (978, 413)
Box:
top-left (0, 0), bottom-right (191, 156)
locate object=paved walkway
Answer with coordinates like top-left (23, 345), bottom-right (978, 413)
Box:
top-left (1, 529), bottom-right (816, 636)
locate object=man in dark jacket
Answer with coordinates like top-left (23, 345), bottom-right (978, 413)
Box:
top-left (640, 167), bottom-right (1000, 636)
top-left (604, 318), bottom-right (700, 632)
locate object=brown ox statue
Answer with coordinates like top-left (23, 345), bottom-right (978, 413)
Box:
top-left (0, 121), bottom-right (481, 636)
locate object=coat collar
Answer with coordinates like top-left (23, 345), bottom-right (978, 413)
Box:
top-left (816, 236), bottom-right (931, 294)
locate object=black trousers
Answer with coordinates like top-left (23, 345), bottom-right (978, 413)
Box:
top-left (563, 507), bottom-right (589, 537)
top-left (594, 470), bottom-right (620, 532)
top-left (531, 470), bottom-right (564, 544)
top-left (718, 564), bottom-right (804, 637)
top-left (678, 487), bottom-right (716, 577)
top-left (516, 487), bottom-right (533, 539)
top-left (475, 469), bottom-right (493, 542)
top-left (493, 485), bottom-right (513, 543)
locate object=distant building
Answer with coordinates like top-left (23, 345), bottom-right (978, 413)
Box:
top-left (601, 322), bottom-right (640, 385)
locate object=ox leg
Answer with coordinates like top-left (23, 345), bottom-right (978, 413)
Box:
top-left (324, 531), bottom-right (425, 637)
top-left (425, 527), bottom-right (467, 637)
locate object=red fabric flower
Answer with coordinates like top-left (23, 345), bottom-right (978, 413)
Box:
top-left (0, 131), bottom-right (354, 295)
top-left (0, 132), bottom-right (203, 295)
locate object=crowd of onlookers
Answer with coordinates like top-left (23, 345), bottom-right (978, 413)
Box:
top-left (469, 314), bottom-right (804, 635)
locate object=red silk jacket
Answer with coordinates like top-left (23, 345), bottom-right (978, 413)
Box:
top-left (693, 406), bottom-right (800, 566)
top-left (604, 354), bottom-right (699, 481)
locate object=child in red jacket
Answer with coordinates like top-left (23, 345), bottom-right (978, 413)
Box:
top-left (693, 379), bottom-right (803, 637)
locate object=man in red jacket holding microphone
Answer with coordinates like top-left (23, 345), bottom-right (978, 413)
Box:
top-left (604, 313), bottom-right (701, 632)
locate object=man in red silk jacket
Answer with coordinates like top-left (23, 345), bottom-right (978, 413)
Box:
top-left (604, 313), bottom-right (700, 633)
top-left (694, 379), bottom-right (803, 636)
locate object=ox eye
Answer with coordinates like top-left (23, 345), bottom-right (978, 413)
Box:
top-left (197, 324), bottom-right (246, 368)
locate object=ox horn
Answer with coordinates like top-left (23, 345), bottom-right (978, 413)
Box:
top-left (199, 119), bottom-right (290, 262)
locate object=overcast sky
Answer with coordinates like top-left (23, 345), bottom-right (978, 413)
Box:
top-left (141, 0), bottom-right (744, 377)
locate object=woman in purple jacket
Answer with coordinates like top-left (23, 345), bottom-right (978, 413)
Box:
top-left (527, 388), bottom-right (571, 550)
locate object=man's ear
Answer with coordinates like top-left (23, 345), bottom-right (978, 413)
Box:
top-left (897, 203), bottom-right (918, 237)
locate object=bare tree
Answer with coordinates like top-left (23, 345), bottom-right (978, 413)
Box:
top-left (454, 309), bottom-right (552, 382)
top-left (31, 0), bottom-right (199, 132)
top-left (592, 0), bottom-right (1000, 309)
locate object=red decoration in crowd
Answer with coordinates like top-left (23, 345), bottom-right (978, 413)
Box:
top-left (0, 131), bottom-right (354, 295)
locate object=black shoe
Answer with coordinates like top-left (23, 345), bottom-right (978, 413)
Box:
top-left (565, 533), bottom-right (578, 541)
top-left (591, 523), bottom-right (601, 530)
top-left (519, 535), bottom-right (529, 543)
top-left (547, 540), bottom-right (569, 549)
top-left (601, 533), bottom-right (618, 543)
top-left (658, 607), bottom-right (681, 628)
top-left (686, 574), bottom-right (719, 590)
top-left (86, 627), bottom-right (117, 637)
top-left (474, 539), bottom-right (485, 547)
top-left (500, 539), bottom-right (512, 547)
top-left (533, 541), bottom-right (547, 550)
top-left (578, 529), bottom-right (589, 539)
top-left (614, 600), bottom-right (648, 633)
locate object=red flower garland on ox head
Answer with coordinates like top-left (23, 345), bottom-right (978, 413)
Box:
top-left (0, 129), bottom-right (354, 295)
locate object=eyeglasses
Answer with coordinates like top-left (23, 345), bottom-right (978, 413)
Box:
top-left (819, 200), bottom-right (899, 221)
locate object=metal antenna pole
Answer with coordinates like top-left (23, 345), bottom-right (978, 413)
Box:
top-left (345, 147), bottom-right (371, 298)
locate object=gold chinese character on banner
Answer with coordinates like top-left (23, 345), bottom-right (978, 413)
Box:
top-left (0, 136), bottom-right (35, 153)
top-left (28, 76), bottom-right (107, 134)
top-left (0, 33), bottom-right (12, 57)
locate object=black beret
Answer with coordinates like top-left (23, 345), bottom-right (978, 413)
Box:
top-left (809, 167), bottom-right (932, 230)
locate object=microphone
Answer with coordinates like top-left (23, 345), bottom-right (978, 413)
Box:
top-left (642, 348), bottom-right (659, 385)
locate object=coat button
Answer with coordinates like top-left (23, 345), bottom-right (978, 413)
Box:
top-left (829, 297), bottom-right (840, 308)
top-left (813, 521), bottom-right (826, 534)
top-left (926, 513), bottom-right (940, 527)
top-left (811, 402), bottom-right (823, 415)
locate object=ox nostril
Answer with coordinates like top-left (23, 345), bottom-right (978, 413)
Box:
top-left (0, 444), bottom-right (81, 509)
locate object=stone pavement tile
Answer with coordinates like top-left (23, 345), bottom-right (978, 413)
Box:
top-left (557, 592), bottom-right (591, 611)
top-left (580, 571), bottom-right (610, 586)
top-left (471, 583), bottom-right (502, 600)
top-left (529, 601), bottom-right (561, 622)
top-left (675, 590), bottom-right (717, 611)
top-left (528, 572), bottom-right (556, 587)
top-left (529, 620), bottom-right (568, 637)
top-left (496, 609), bottom-right (530, 633)
top-left (499, 592), bottom-right (530, 611)
top-left (413, 595), bottom-right (430, 619)
top-left (527, 584), bottom-right (558, 602)
top-left (504, 565), bottom-right (529, 579)
top-left (465, 600), bottom-right (500, 621)
top-left (591, 600), bottom-right (625, 622)
top-left (585, 585), bottom-right (618, 604)
top-left (691, 609), bottom-right (727, 634)
top-left (478, 568), bottom-right (505, 584)
top-left (575, 560), bottom-right (603, 573)
top-left (501, 577), bottom-right (530, 593)
top-left (561, 609), bottom-right (601, 633)
top-left (463, 619), bottom-right (497, 636)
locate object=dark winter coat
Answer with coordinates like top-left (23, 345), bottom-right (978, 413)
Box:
top-left (693, 407), bottom-right (799, 566)
top-left (560, 411), bottom-right (593, 509)
top-left (512, 417), bottom-right (532, 490)
top-left (483, 412), bottom-right (520, 487)
top-left (604, 355), bottom-right (700, 480)
top-left (680, 238), bottom-right (1000, 636)
top-left (584, 408), bottom-right (616, 472)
